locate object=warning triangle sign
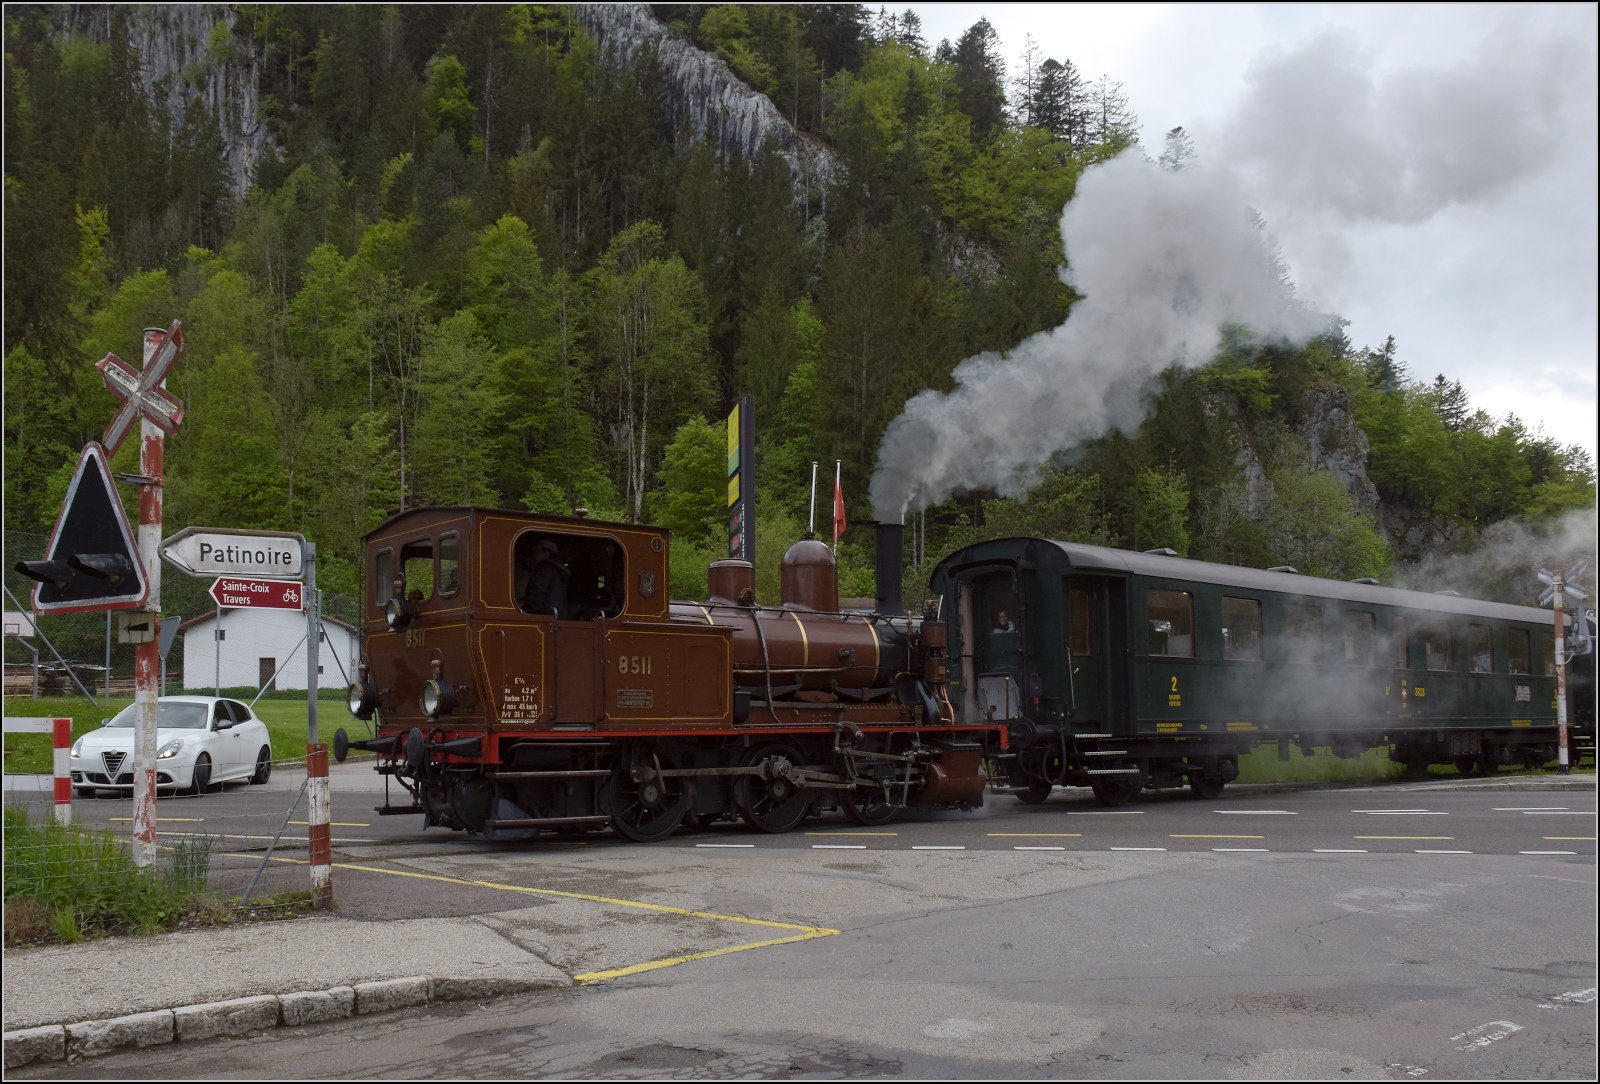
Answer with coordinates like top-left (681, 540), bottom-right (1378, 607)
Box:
top-left (15, 442), bottom-right (147, 614)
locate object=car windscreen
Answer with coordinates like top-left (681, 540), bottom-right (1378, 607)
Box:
top-left (105, 703), bottom-right (210, 729)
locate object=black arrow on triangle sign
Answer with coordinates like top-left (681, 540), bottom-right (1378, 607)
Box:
top-left (14, 441), bottom-right (148, 614)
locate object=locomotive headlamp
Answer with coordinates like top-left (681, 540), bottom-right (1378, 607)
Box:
top-left (421, 662), bottom-right (457, 720)
top-left (348, 664), bottom-right (379, 720)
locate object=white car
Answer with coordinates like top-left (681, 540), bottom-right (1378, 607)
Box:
top-left (70, 696), bottom-right (274, 797)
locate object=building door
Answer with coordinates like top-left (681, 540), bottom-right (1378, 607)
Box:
top-left (259, 657), bottom-right (276, 692)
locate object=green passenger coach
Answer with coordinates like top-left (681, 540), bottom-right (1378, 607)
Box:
top-left (929, 537), bottom-right (1590, 806)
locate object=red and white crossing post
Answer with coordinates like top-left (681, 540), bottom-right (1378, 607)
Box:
top-left (1553, 570), bottom-right (1570, 776)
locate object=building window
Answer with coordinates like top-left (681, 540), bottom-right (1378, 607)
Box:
top-left (1221, 597), bottom-right (1263, 661)
top-left (1147, 589), bottom-right (1194, 658)
top-left (1342, 611), bottom-right (1376, 665)
top-left (1420, 622), bottom-right (1453, 671)
top-left (1285, 603), bottom-right (1323, 664)
top-left (401, 539), bottom-right (434, 601)
top-left (1508, 628), bottom-right (1531, 675)
top-left (440, 532), bottom-right (460, 596)
top-left (1468, 624), bottom-right (1493, 673)
top-left (1068, 586), bottom-right (1093, 655)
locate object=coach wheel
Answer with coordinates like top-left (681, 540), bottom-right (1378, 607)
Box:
top-left (1452, 755), bottom-right (1478, 777)
top-left (1091, 775), bottom-right (1141, 807)
top-left (1014, 781), bottom-right (1054, 805)
top-left (842, 782), bottom-right (898, 825)
top-left (1188, 773), bottom-right (1226, 800)
top-left (735, 743), bottom-right (811, 834)
top-left (1477, 753), bottom-right (1499, 776)
top-left (604, 756), bottom-right (694, 843)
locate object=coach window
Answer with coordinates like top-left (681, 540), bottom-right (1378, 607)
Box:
top-left (1420, 621), bottom-right (1453, 671)
top-left (1285, 603), bottom-right (1323, 664)
top-left (439, 533), bottom-right (461, 597)
top-left (1068, 586), bottom-right (1093, 654)
top-left (1393, 616), bottom-right (1410, 668)
top-left (1540, 630), bottom-right (1556, 676)
top-left (374, 549), bottom-right (394, 606)
top-left (1342, 611), bottom-right (1376, 665)
top-left (1221, 597), bottom-right (1262, 661)
top-left (1508, 628), bottom-right (1531, 675)
top-left (1468, 624), bottom-right (1493, 673)
top-left (401, 539), bottom-right (434, 601)
top-left (1147, 589), bottom-right (1194, 657)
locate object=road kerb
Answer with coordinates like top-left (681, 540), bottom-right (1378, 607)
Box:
top-left (2, 975), bottom-right (567, 1067)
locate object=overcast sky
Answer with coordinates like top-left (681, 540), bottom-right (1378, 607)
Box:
top-left (910, 3), bottom-right (1599, 455)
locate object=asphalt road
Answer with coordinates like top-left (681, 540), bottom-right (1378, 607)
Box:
top-left (7, 771), bottom-right (1595, 1079)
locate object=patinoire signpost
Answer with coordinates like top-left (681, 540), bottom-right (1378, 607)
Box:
top-left (159, 526), bottom-right (333, 908)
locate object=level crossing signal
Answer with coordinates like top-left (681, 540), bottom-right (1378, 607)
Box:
top-left (13, 442), bottom-right (147, 614)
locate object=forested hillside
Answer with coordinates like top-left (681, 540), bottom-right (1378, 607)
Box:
top-left (5, 4), bottom-right (1593, 605)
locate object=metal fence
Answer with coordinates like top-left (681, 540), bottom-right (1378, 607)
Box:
top-left (4, 530), bottom-right (360, 706)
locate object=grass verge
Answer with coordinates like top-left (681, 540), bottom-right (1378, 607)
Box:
top-left (3, 805), bottom-right (215, 944)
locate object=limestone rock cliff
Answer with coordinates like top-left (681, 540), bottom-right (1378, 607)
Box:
top-left (576, 4), bottom-right (835, 197)
top-left (66, 4), bottom-right (273, 202)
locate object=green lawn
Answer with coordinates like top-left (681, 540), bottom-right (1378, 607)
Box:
top-left (3, 695), bottom-right (356, 773)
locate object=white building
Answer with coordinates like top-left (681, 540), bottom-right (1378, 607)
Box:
top-left (180, 609), bottom-right (360, 693)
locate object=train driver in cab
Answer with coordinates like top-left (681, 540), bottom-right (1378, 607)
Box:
top-left (520, 538), bottom-right (571, 617)
top-left (992, 607), bottom-right (1017, 634)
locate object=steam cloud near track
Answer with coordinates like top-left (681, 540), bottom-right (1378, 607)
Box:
top-left (869, 24), bottom-right (1591, 520)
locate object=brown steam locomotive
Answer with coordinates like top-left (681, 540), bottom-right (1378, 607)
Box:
top-left (336, 507), bottom-right (999, 840)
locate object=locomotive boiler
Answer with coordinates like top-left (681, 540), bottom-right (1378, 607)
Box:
top-left (337, 507), bottom-right (1000, 841)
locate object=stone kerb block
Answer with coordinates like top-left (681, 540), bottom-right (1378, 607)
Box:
top-left (173, 995), bottom-right (281, 1042)
top-left (4, 1025), bottom-right (66, 1068)
top-left (354, 976), bottom-right (431, 1015)
top-left (66, 1009), bottom-right (174, 1059)
top-left (279, 986), bottom-right (356, 1027)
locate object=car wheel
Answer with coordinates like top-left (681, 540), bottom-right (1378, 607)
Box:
top-left (188, 754), bottom-right (211, 797)
top-left (251, 746), bottom-right (272, 784)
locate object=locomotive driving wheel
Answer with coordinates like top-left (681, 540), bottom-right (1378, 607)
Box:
top-left (603, 754), bottom-right (695, 843)
top-left (1013, 780), bottom-right (1054, 804)
top-left (735, 743), bottom-right (811, 833)
top-left (842, 779), bottom-right (898, 825)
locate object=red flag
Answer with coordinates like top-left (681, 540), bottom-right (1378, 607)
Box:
top-left (832, 463), bottom-right (846, 543)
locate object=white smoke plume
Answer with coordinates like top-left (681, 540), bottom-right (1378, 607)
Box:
top-left (1398, 508), bottom-right (1598, 607)
top-left (870, 20), bottom-right (1593, 520)
top-left (870, 154), bottom-right (1322, 518)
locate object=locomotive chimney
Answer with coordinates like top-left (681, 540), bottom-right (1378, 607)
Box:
top-left (874, 521), bottom-right (904, 615)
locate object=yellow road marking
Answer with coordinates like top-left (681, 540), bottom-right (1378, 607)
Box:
top-left (109, 817), bottom-right (204, 822)
top-left (1544, 836), bottom-right (1596, 840)
top-left (803, 831), bottom-right (898, 836)
top-left (1170, 834), bottom-right (1264, 839)
top-left (572, 931), bottom-right (835, 982)
top-left (288, 821), bottom-right (371, 827)
top-left (987, 833), bottom-right (1082, 837)
top-left (1354, 836), bottom-right (1454, 840)
top-left (268, 857), bottom-right (840, 982)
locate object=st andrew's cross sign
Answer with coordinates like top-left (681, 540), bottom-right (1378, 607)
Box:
top-left (97, 319), bottom-right (184, 454)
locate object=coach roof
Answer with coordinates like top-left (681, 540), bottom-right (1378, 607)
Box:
top-left (1048, 540), bottom-right (1553, 624)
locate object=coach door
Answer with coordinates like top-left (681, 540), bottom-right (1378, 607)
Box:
top-left (1063, 576), bottom-right (1128, 735)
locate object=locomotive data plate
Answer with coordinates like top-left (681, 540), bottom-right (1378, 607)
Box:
top-left (617, 688), bottom-right (655, 708)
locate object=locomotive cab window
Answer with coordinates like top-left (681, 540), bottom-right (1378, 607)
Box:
top-left (1468, 624), bottom-right (1493, 673)
top-left (439, 533), bottom-right (460, 596)
top-left (400, 540), bottom-right (433, 601)
top-left (1147, 590), bottom-right (1194, 658)
top-left (374, 549), bottom-right (394, 606)
top-left (1285, 603), bottom-right (1323, 664)
top-left (1421, 621), bottom-right (1453, 671)
top-left (1221, 597), bottom-right (1262, 661)
top-left (1508, 628), bottom-right (1531, 675)
top-left (1342, 611), bottom-right (1376, 665)
top-left (514, 532), bottom-right (625, 620)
